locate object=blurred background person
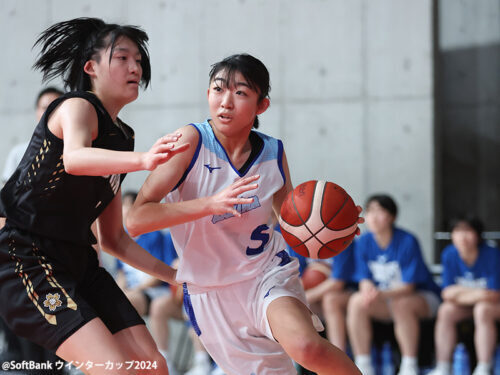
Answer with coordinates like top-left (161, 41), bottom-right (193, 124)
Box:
top-left (347, 194), bottom-right (441, 375)
top-left (428, 216), bottom-right (500, 375)
top-left (2, 87), bottom-right (63, 185)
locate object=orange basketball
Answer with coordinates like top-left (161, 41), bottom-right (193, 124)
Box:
top-left (279, 180), bottom-right (358, 259)
top-left (301, 262), bottom-right (330, 290)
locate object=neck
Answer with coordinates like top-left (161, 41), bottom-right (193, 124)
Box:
top-left (459, 246), bottom-right (479, 266)
top-left (209, 120), bottom-right (252, 157)
top-left (374, 227), bottom-right (393, 249)
top-left (90, 89), bottom-right (126, 121)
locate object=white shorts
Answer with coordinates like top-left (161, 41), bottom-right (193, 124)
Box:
top-left (182, 250), bottom-right (323, 375)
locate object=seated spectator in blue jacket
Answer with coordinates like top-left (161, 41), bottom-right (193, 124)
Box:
top-left (347, 194), bottom-right (440, 375)
top-left (428, 216), bottom-right (500, 375)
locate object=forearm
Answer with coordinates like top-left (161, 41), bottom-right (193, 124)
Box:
top-left (306, 279), bottom-right (344, 304)
top-left (103, 233), bottom-right (177, 285)
top-left (64, 147), bottom-right (144, 176)
top-left (454, 288), bottom-right (500, 305)
top-left (127, 198), bottom-right (213, 237)
top-left (380, 284), bottom-right (415, 299)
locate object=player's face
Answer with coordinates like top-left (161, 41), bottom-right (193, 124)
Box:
top-left (35, 92), bottom-right (61, 122)
top-left (88, 36), bottom-right (143, 105)
top-left (451, 222), bottom-right (479, 253)
top-left (207, 70), bottom-right (269, 137)
top-left (364, 201), bottom-right (395, 234)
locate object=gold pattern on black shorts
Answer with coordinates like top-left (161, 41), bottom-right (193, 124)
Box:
top-left (32, 242), bottom-right (78, 311)
top-left (8, 237), bottom-right (57, 325)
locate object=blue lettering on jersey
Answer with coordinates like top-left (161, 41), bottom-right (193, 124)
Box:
top-left (211, 195), bottom-right (261, 224)
top-left (246, 224), bottom-right (270, 256)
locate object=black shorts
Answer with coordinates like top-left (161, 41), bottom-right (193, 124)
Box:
top-left (0, 225), bottom-right (144, 352)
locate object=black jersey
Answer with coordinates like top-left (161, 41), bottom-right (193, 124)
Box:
top-left (0, 91), bottom-right (134, 246)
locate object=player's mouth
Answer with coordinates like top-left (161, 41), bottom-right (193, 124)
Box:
top-left (127, 80), bottom-right (139, 86)
top-left (218, 113), bottom-right (232, 121)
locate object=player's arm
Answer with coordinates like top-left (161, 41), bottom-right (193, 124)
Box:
top-left (127, 125), bottom-right (259, 236)
top-left (48, 98), bottom-right (188, 176)
top-left (96, 188), bottom-right (177, 285)
top-left (272, 150), bottom-right (293, 220)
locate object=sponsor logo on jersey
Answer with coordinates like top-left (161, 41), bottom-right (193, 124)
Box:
top-left (204, 164), bottom-right (222, 173)
top-left (211, 195), bottom-right (261, 224)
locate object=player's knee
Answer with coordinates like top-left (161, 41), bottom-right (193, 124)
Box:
top-left (437, 301), bottom-right (459, 321)
top-left (473, 301), bottom-right (495, 323)
top-left (346, 292), bottom-right (364, 317)
top-left (322, 292), bottom-right (345, 314)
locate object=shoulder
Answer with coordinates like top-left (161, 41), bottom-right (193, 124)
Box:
top-left (55, 96), bottom-right (98, 122)
top-left (177, 124), bottom-right (201, 145)
top-left (480, 243), bottom-right (500, 258)
top-left (355, 232), bottom-right (374, 251)
top-left (394, 227), bottom-right (420, 247)
top-left (441, 244), bottom-right (458, 260)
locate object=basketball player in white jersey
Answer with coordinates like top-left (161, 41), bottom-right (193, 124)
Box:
top-left (127, 54), bottom-right (362, 375)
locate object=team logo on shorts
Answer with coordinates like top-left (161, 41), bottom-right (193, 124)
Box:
top-left (43, 293), bottom-right (62, 312)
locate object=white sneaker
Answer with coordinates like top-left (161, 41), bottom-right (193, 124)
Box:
top-left (355, 362), bottom-right (375, 375)
top-left (398, 363), bottom-right (419, 375)
top-left (184, 360), bottom-right (212, 375)
top-left (472, 364), bottom-right (491, 375)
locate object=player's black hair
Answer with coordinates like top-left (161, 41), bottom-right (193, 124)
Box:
top-left (35, 86), bottom-right (64, 107)
top-left (33, 17), bottom-right (151, 92)
top-left (365, 194), bottom-right (398, 218)
top-left (209, 53), bottom-right (271, 129)
top-left (449, 215), bottom-right (484, 240)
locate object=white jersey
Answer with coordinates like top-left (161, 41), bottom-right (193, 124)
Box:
top-left (165, 120), bottom-right (288, 288)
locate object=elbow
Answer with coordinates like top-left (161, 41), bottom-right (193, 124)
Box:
top-left (125, 214), bottom-right (142, 238)
top-left (62, 154), bottom-right (83, 176)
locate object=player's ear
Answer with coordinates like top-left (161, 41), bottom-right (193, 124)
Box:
top-left (83, 60), bottom-right (97, 78)
top-left (256, 98), bottom-right (270, 115)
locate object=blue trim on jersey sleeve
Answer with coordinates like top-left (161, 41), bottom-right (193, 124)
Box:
top-left (171, 124), bottom-right (202, 192)
top-left (277, 139), bottom-right (286, 185)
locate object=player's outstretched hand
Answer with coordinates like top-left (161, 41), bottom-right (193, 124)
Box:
top-left (355, 205), bottom-right (364, 236)
top-left (208, 175), bottom-right (260, 217)
top-left (141, 132), bottom-right (190, 171)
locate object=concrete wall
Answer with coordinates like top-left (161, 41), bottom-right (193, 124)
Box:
top-left (0, 0), bottom-right (435, 261)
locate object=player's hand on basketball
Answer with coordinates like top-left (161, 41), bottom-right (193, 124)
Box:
top-left (141, 132), bottom-right (190, 170)
top-left (208, 175), bottom-right (260, 217)
top-left (355, 205), bottom-right (364, 236)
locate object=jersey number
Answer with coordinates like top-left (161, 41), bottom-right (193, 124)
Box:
top-left (246, 224), bottom-right (270, 256)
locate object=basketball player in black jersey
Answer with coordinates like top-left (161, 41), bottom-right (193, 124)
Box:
top-left (0, 18), bottom-right (188, 374)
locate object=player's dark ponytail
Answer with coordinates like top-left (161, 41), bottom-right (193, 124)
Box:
top-left (33, 17), bottom-right (151, 92)
top-left (209, 54), bottom-right (271, 129)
